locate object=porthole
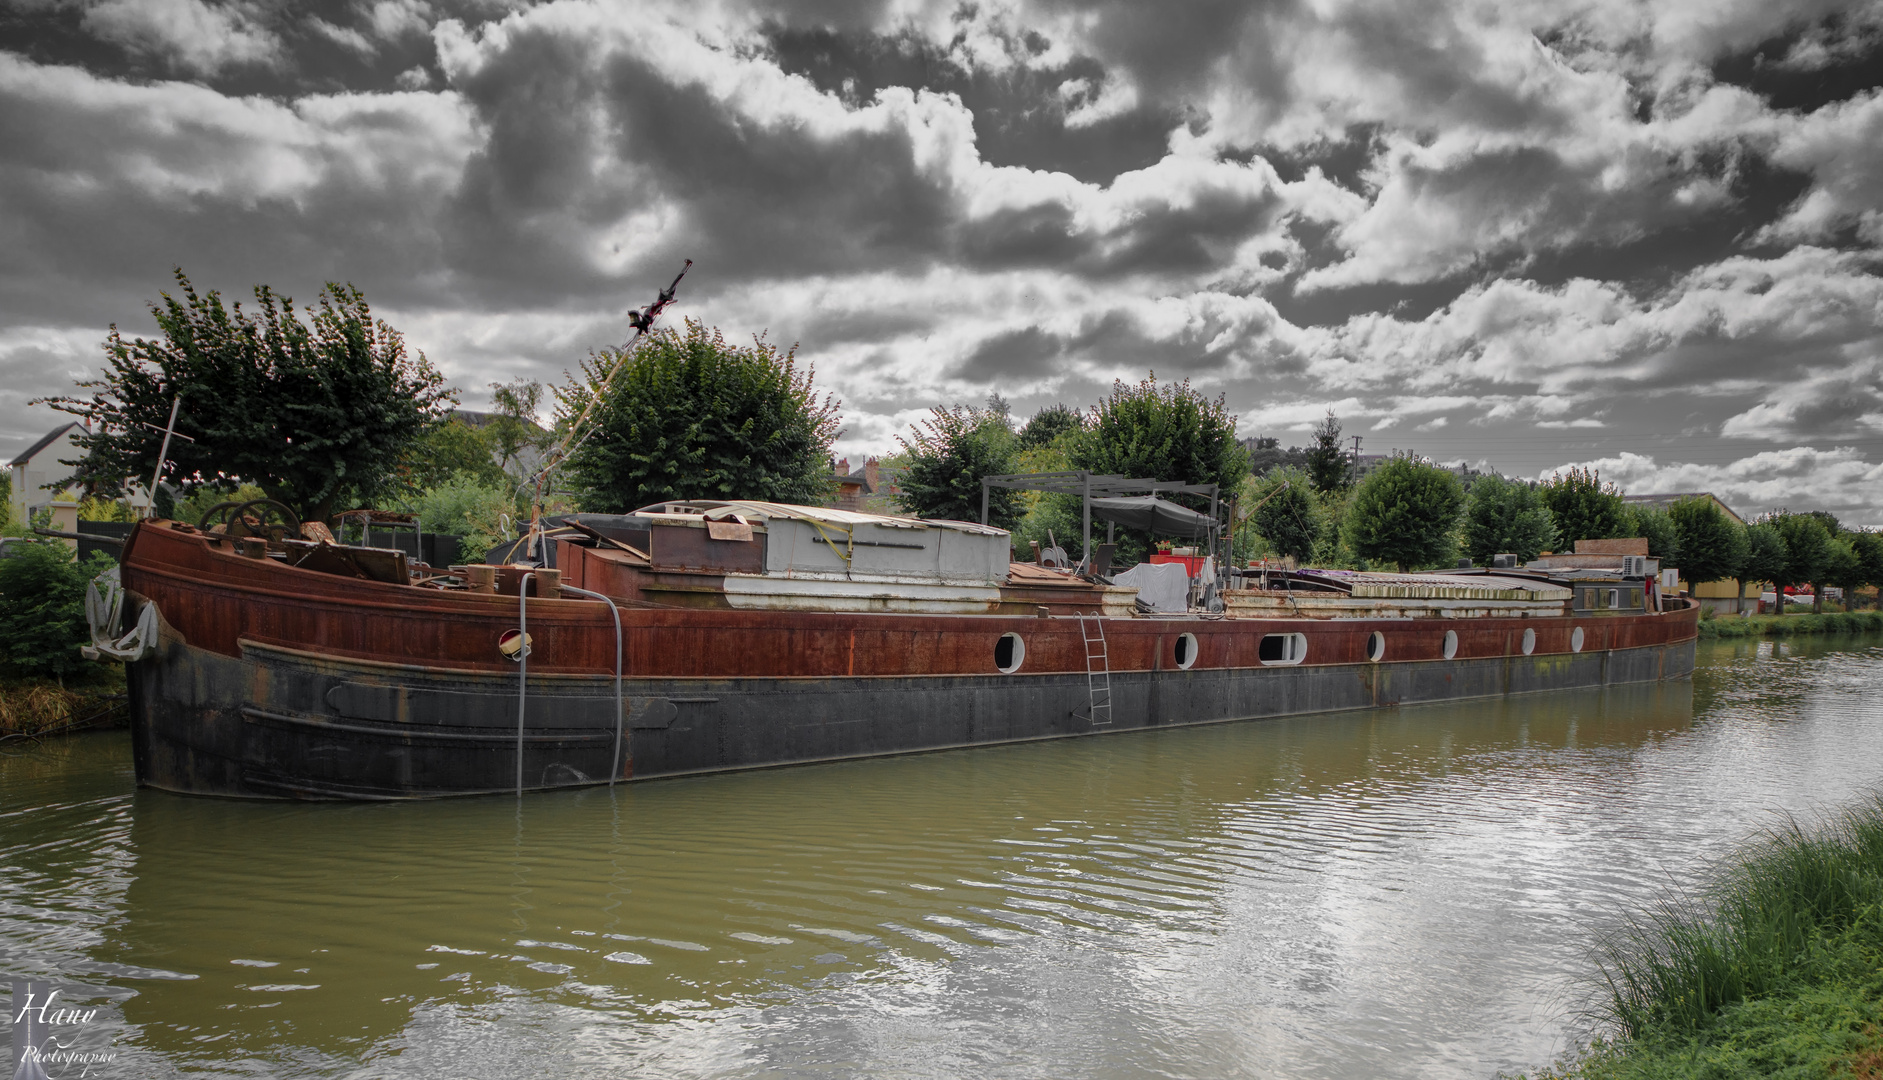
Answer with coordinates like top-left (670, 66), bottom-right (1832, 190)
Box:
top-left (1521, 627), bottom-right (1536, 655)
top-left (1571, 626), bottom-right (1585, 653)
top-left (1258, 633), bottom-right (1307, 666)
top-left (995, 632), bottom-right (1026, 673)
top-left (1442, 629), bottom-right (1458, 659)
top-left (1366, 631), bottom-right (1385, 662)
top-left (1174, 632), bottom-right (1198, 670)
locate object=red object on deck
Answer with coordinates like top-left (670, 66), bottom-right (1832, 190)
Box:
top-left (1150, 553), bottom-right (1207, 577)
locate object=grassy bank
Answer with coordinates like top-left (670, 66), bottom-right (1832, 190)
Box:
top-left (1698, 609), bottom-right (1883, 640)
top-left (0, 667), bottom-right (126, 739)
top-left (1515, 794), bottom-right (1883, 1079)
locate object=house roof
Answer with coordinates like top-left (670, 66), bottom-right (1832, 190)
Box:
top-left (1620, 491), bottom-right (1744, 525)
top-left (8, 422), bottom-right (83, 468)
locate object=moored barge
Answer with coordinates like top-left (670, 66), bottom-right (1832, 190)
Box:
top-left (107, 501), bottom-right (1698, 799)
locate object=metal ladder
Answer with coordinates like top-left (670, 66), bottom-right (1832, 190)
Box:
top-left (1078, 612), bottom-right (1113, 726)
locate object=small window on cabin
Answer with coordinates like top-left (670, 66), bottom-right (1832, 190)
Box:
top-left (1608, 589), bottom-right (1620, 609)
top-left (1258, 633), bottom-right (1306, 666)
top-left (1442, 629), bottom-right (1458, 659)
top-left (1571, 626), bottom-right (1585, 652)
top-left (1631, 589), bottom-right (1643, 608)
top-left (1366, 631), bottom-right (1385, 662)
top-left (1521, 627), bottom-right (1536, 655)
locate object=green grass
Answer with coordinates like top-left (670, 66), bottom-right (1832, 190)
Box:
top-left (1509, 794), bottom-right (1883, 1079)
top-left (1698, 610), bottom-right (1883, 639)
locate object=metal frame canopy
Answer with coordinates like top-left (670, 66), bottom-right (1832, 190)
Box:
top-left (979, 471), bottom-right (1220, 562)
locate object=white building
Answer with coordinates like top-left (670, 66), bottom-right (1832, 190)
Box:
top-left (8, 421), bottom-right (86, 541)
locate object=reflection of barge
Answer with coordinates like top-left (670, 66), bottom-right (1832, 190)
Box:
top-left (113, 502), bottom-right (1698, 800)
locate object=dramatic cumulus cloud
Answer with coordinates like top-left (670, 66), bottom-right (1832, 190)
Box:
top-left (1, 0), bottom-right (1881, 520)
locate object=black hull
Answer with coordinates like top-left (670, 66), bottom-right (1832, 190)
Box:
top-left (130, 628), bottom-right (1697, 800)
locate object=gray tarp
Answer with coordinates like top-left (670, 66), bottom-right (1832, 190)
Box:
top-left (1086, 495), bottom-right (1216, 539)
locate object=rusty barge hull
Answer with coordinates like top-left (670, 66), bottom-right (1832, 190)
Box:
top-left (120, 521), bottom-right (1699, 800)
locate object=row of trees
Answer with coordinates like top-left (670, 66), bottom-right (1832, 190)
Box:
top-left (34, 272), bottom-right (1880, 615)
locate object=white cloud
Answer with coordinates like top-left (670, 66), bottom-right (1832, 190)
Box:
top-left (81, 0), bottom-right (278, 75)
top-left (1538, 446), bottom-right (1883, 522)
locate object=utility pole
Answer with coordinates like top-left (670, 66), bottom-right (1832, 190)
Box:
top-left (1348, 434), bottom-right (1362, 486)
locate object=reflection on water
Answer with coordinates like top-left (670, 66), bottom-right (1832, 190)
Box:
top-left (5, 635), bottom-right (1882, 1078)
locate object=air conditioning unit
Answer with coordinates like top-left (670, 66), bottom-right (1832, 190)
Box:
top-left (1621, 555), bottom-right (1646, 577)
top-left (1491, 553), bottom-right (1517, 569)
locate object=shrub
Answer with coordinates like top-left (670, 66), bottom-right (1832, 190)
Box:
top-left (412, 472), bottom-right (516, 565)
top-left (1343, 455), bottom-right (1465, 571)
top-left (559, 319), bottom-right (841, 513)
top-left (0, 543), bottom-right (112, 680)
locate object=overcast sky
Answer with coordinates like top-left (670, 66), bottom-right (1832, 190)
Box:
top-left (2, 0), bottom-right (1881, 521)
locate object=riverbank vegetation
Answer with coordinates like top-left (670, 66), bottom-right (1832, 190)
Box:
top-left (1697, 610), bottom-right (1883, 638)
top-left (1513, 794), bottom-right (1883, 1079)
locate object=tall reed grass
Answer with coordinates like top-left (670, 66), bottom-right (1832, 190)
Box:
top-left (1596, 793), bottom-right (1883, 1038)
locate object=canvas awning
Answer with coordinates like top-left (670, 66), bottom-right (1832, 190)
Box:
top-left (1086, 495), bottom-right (1216, 539)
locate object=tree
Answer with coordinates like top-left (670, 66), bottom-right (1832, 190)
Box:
top-left (1305, 411), bottom-right (1349, 493)
top-left (1248, 466), bottom-right (1321, 562)
top-left (1849, 531), bottom-right (1883, 610)
top-left (1539, 467), bottom-right (1626, 550)
top-left (1343, 455), bottom-right (1466, 571)
top-left (1625, 504), bottom-right (1680, 564)
top-left (42, 270), bottom-right (452, 524)
top-left (1741, 523), bottom-right (1789, 614)
top-left (0, 543), bottom-right (111, 681)
top-left (1821, 536), bottom-right (1863, 611)
top-left (1070, 374), bottom-right (1249, 499)
top-left (1668, 497), bottom-right (1749, 593)
top-left (1017, 404), bottom-right (1083, 450)
top-left (1764, 512), bottom-right (1833, 616)
top-left (1243, 436), bottom-right (1309, 476)
top-left (895, 406), bottom-right (1021, 528)
top-left (558, 320), bottom-right (842, 514)
top-left (486, 379), bottom-right (555, 480)
top-left (1460, 474), bottom-right (1557, 565)
top-left (403, 417), bottom-right (505, 492)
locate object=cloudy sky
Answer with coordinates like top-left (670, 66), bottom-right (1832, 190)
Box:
top-left (2, 0), bottom-right (1881, 521)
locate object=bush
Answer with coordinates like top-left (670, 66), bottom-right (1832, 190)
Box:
top-left (1343, 455), bottom-right (1465, 571)
top-left (1461, 474), bottom-right (1557, 565)
top-left (559, 320), bottom-right (841, 513)
top-left (412, 472), bottom-right (516, 565)
top-left (896, 405), bottom-right (1021, 528)
top-left (0, 543), bottom-right (113, 680)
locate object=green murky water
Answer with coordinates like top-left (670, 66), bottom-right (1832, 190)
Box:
top-left (6, 635), bottom-right (1883, 1078)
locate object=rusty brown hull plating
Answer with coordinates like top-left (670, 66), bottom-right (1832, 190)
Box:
top-left (119, 521), bottom-right (1701, 799)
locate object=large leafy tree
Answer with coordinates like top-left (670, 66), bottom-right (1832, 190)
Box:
top-left (1248, 466), bottom-right (1321, 562)
top-left (1539, 467), bottom-right (1627, 549)
top-left (403, 417), bottom-right (506, 492)
top-left (1017, 404), bottom-right (1083, 450)
top-left (1821, 536), bottom-right (1864, 611)
top-left (1625, 504), bottom-right (1680, 563)
top-left (1667, 497), bottom-right (1748, 589)
top-left (1343, 455), bottom-right (1466, 571)
top-left (43, 270), bottom-right (452, 524)
top-left (1304, 411), bottom-right (1349, 493)
top-left (895, 406), bottom-right (1021, 528)
top-left (1460, 474), bottom-right (1557, 565)
top-left (1070, 374), bottom-right (1249, 499)
top-left (1764, 512), bottom-right (1833, 616)
top-left (1740, 522), bottom-right (1789, 614)
top-left (1850, 531), bottom-right (1883, 610)
top-left (559, 320), bottom-right (842, 513)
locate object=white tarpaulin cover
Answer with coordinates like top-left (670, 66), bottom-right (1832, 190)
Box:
top-left (1112, 561), bottom-right (1190, 613)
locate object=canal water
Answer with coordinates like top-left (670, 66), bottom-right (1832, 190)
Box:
top-left (5, 636), bottom-right (1883, 1079)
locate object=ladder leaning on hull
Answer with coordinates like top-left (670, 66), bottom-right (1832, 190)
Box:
top-left (1076, 612), bottom-right (1113, 726)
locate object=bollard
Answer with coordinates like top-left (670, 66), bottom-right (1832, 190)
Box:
top-left (465, 565), bottom-right (497, 594)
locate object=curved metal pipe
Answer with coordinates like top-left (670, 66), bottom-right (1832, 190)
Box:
top-left (559, 584), bottom-right (626, 785)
